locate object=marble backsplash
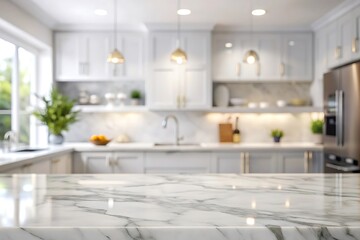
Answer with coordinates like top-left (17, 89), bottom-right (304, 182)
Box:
top-left (64, 111), bottom-right (318, 143)
top-left (214, 82), bottom-right (312, 106)
top-left (60, 81), bottom-right (317, 143)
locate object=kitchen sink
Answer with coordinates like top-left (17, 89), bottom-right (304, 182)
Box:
top-left (10, 147), bottom-right (48, 153)
top-left (154, 143), bottom-right (201, 147)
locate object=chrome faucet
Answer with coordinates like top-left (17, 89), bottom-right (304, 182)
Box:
top-left (162, 115), bottom-right (182, 145)
top-left (4, 131), bottom-right (18, 151)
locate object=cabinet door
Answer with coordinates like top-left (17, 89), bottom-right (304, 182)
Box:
top-left (282, 33), bottom-right (313, 81)
top-left (248, 152), bottom-right (280, 173)
top-left (148, 68), bottom-right (178, 109)
top-left (326, 22), bottom-right (340, 68)
top-left (144, 152), bottom-right (211, 173)
top-left (112, 152), bottom-right (144, 173)
top-left (24, 160), bottom-right (51, 174)
top-left (0, 166), bottom-right (24, 174)
top-left (183, 68), bottom-right (210, 109)
top-left (338, 13), bottom-right (355, 65)
top-left (279, 152), bottom-right (306, 173)
top-left (212, 34), bottom-right (240, 81)
top-left (81, 152), bottom-right (113, 173)
top-left (55, 33), bottom-right (82, 79)
top-left (211, 152), bottom-right (242, 173)
top-left (258, 34), bottom-right (282, 80)
top-left (50, 153), bottom-right (72, 174)
top-left (352, 6), bottom-right (360, 60)
top-left (86, 33), bottom-right (112, 78)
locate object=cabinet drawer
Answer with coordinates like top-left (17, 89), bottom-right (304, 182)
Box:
top-left (145, 152), bottom-right (211, 173)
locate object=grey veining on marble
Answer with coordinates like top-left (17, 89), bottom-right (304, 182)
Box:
top-left (0, 174), bottom-right (359, 240)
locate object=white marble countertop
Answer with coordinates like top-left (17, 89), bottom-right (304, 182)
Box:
top-left (67, 142), bottom-right (324, 152)
top-left (0, 174), bottom-right (358, 239)
top-left (0, 146), bottom-right (73, 169)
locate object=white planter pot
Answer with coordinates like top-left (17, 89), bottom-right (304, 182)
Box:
top-left (312, 134), bottom-right (323, 144)
top-left (131, 99), bottom-right (140, 106)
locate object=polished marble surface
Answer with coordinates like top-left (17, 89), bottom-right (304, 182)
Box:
top-left (0, 174), bottom-right (359, 239)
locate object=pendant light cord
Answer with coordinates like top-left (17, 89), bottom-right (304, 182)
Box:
top-left (250, 0), bottom-right (253, 42)
top-left (177, 0), bottom-right (181, 47)
top-left (114, 0), bottom-right (117, 49)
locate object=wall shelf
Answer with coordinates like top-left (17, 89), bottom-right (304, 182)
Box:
top-left (74, 105), bottom-right (148, 113)
top-left (210, 106), bottom-right (323, 113)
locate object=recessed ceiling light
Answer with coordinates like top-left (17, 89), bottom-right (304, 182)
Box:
top-left (177, 9), bottom-right (191, 16)
top-left (251, 9), bottom-right (266, 16)
top-left (225, 42), bottom-right (233, 48)
top-left (94, 9), bottom-right (108, 16)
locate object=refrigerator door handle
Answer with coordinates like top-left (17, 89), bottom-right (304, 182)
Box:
top-left (338, 90), bottom-right (344, 146)
top-left (326, 163), bottom-right (360, 172)
top-left (335, 90), bottom-right (340, 146)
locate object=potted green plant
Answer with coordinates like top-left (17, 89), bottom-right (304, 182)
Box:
top-left (311, 119), bottom-right (324, 144)
top-left (32, 89), bottom-right (79, 145)
top-left (271, 129), bottom-right (284, 143)
top-left (130, 89), bottom-right (141, 105)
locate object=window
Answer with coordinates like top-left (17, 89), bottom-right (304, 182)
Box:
top-left (0, 37), bottom-right (36, 144)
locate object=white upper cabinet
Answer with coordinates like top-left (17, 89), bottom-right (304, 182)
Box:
top-left (55, 32), bottom-right (144, 81)
top-left (212, 32), bottom-right (313, 82)
top-left (148, 31), bottom-right (211, 110)
top-left (321, 5), bottom-right (360, 69)
top-left (281, 33), bottom-right (313, 81)
top-left (257, 34), bottom-right (282, 81)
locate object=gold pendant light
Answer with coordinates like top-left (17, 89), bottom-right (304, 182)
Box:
top-left (170, 0), bottom-right (187, 64)
top-left (243, 0), bottom-right (259, 64)
top-left (107, 0), bottom-right (125, 64)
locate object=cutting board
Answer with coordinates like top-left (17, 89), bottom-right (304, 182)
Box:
top-left (219, 123), bottom-right (233, 143)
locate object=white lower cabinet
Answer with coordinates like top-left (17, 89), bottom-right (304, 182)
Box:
top-left (50, 153), bottom-right (72, 174)
top-left (144, 152), bottom-right (211, 173)
top-left (211, 152), bottom-right (243, 173)
top-left (0, 153), bottom-right (72, 174)
top-left (247, 152), bottom-right (281, 173)
top-left (73, 152), bottom-right (144, 173)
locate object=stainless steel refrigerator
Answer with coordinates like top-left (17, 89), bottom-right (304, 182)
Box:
top-left (323, 62), bottom-right (360, 173)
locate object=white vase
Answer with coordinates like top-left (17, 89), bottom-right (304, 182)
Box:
top-left (312, 134), bottom-right (323, 144)
top-left (49, 134), bottom-right (64, 145)
top-left (131, 99), bottom-right (140, 106)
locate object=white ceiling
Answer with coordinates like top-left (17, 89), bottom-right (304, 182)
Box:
top-left (10, 0), bottom-right (346, 31)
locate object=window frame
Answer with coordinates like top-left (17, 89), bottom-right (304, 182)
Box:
top-left (0, 32), bottom-right (39, 145)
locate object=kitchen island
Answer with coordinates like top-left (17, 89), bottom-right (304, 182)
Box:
top-left (0, 174), bottom-right (359, 240)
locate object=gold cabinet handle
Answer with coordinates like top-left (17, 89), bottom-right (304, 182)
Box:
top-left (335, 46), bottom-right (342, 59)
top-left (236, 63), bottom-right (241, 76)
top-left (352, 38), bottom-right (359, 53)
top-left (51, 159), bottom-right (60, 164)
top-left (240, 152), bottom-right (245, 174)
top-left (280, 63), bottom-right (285, 77)
top-left (245, 152), bottom-right (250, 173)
top-left (303, 151), bottom-right (313, 173)
top-left (182, 96), bottom-right (186, 108)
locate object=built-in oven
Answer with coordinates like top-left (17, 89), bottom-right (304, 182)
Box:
top-left (324, 153), bottom-right (360, 173)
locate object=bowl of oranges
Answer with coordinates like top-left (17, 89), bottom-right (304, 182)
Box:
top-left (89, 134), bottom-right (111, 146)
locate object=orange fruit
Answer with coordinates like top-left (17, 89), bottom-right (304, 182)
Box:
top-left (90, 135), bottom-right (99, 141)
